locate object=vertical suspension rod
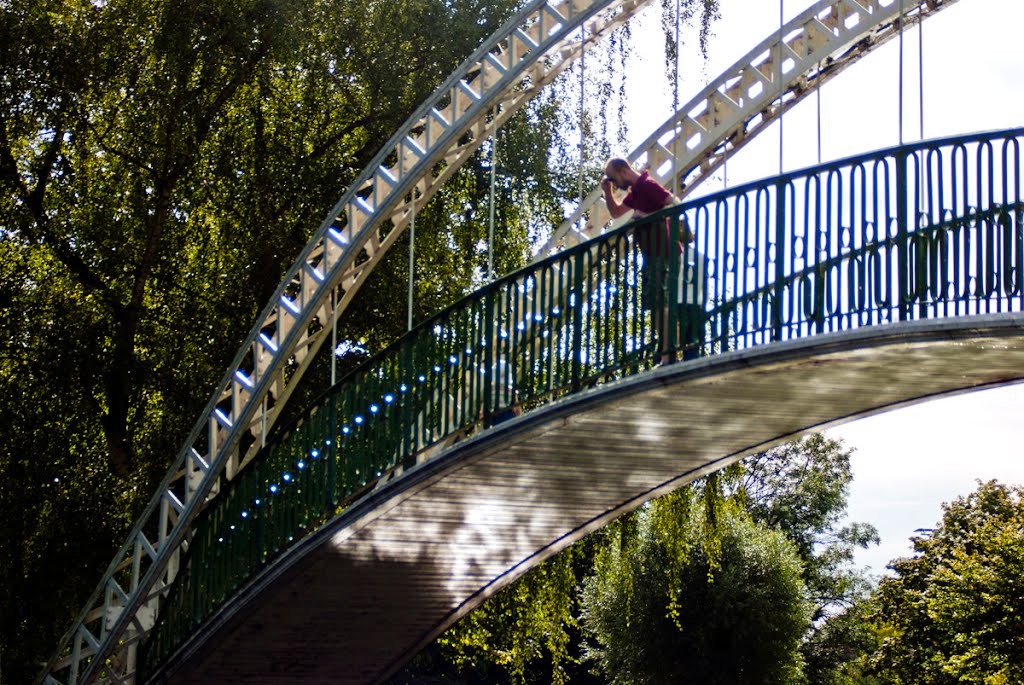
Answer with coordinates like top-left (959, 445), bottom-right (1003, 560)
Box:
top-left (672, 0), bottom-right (681, 195)
top-left (816, 60), bottom-right (822, 165)
top-left (917, 6), bottom-right (926, 215)
top-left (778, 0), bottom-right (784, 176)
top-left (918, 8), bottom-right (925, 140)
top-left (898, 0), bottom-right (905, 145)
top-left (408, 194), bottom-right (417, 331)
top-left (488, 110), bottom-right (498, 283)
top-left (331, 289), bottom-right (338, 385)
top-left (578, 24), bottom-right (586, 206)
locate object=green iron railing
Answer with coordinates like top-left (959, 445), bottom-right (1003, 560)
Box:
top-left (139, 128), bottom-right (1024, 678)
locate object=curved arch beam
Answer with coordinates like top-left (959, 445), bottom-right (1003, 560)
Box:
top-left (156, 314), bottom-right (1024, 684)
top-left (545, 0), bottom-right (962, 253)
top-left (40, 2), bottom-right (660, 683)
top-left (40, 0), bottom-right (967, 682)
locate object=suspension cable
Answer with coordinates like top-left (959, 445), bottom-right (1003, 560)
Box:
top-left (407, 191), bottom-right (417, 331)
top-left (778, 0), bottom-right (784, 176)
top-left (898, 0), bottom-right (904, 145)
top-left (578, 24), bottom-right (586, 206)
top-left (487, 110), bottom-right (498, 282)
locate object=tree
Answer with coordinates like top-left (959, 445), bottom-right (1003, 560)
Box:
top-left (388, 546), bottom-right (596, 685)
top-left (2, 0), bottom-right (560, 680)
top-left (0, 0), bottom-right (718, 680)
top-left (400, 434), bottom-right (878, 685)
top-left (733, 434), bottom-right (881, 684)
top-left (581, 491), bottom-right (812, 685)
top-left (869, 480), bottom-right (1024, 685)
top-left (737, 434), bottom-right (880, 620)
top-left (802, 600), bottom-right (884, 685)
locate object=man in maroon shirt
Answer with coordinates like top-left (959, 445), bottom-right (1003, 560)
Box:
top-left (600, 158), bottom-right (703, 362)
top-left (600, 157), bottom-right (676, 218)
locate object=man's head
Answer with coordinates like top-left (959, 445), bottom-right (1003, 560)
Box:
top-left (603, 157), bottom-right (637, 191)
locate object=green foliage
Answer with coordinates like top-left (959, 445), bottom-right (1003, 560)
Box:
top-left (400, 434), bottom-right (877, 685)
top-left (2, 3), bottom-right (868, 684)
top-left (660, 0), bottom-right (721, 83)
top-left (3, 0), bottom-right (565, 680)
top-left (582, 498), bottom-right (812, 684)
top-left (439, 548), bottom-right (582, 685)
top-left (734, 434), bottom-right (881, 684)
top-left (386, 540), bottom-right (600, 685)
top-left (737, 434), bottom-right (880, 619)
top-left (802, 601), bottom-right (884, 685)
top-left (869, 480), bottom-right (1024, 685)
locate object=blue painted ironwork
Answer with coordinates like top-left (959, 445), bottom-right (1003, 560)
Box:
top-left (138, 128), bottom-right (1024, 678)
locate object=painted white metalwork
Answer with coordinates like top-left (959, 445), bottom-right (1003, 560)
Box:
top-left (38, 1), bottom-right (649, 684)
top-left (542, 0), bottom-right (962, 255)
top-left (40, 0), bottom-right (962, 683)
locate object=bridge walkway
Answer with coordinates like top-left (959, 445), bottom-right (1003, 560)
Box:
top-left (143, 130), bottom-right (1024, 682)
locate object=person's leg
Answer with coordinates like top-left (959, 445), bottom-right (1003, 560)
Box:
top-left (646, 261), bottom-right (673, 363)
top-left (679, 304), bottom-right (705, 360)
top-left (659, 304), bottom-right (672, 364)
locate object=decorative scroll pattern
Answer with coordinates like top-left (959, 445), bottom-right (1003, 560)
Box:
top-left (41, 0), bottom-right (977, 682)
top-left (698, 133), bottom-right (1024, 350)
top-left (141, 129), bottom-right (1022, 678)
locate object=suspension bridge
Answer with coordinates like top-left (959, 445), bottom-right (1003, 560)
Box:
top-left (40, 0), bottom-right (1024, 683)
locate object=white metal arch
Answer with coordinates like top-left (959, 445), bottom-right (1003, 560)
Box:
top-left (543, 0), bottom-right (962, 254)
top-left (40, 2), bottom-right (650, 683)
top-left (40, 0), bottom-right (962, 683)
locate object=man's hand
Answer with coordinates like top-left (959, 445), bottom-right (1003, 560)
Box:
top-left (601, 177), bottom-right (629, 219)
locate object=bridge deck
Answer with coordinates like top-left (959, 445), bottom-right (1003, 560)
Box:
top-left (37, 6), bottom-right (995, 683)
top-left (154, 315), bottom-right (1024, 684)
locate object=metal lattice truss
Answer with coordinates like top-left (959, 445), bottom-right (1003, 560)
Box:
top-left (543, 0), bottom-right (962, 254)
top-left (40, 1), bottom-right (653, 683)
top-left (41, 0), bottom-right (963, 683)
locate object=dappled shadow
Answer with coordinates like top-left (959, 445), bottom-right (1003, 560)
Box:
top-left (151, 316), bottom-right (1024, 684)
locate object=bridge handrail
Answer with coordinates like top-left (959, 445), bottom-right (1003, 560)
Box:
top-left (40, 3), bottom-right (660, 681)
top-left (543, 0), bottom-right (966, 253)
top-left (139, 128), bottom-right (1024, 676)
top-left (709, 201), bottom-right (1024, 333)
top-left (694, 127), bottom-right (1024, 205)
top-left (46, 2), bottom-right (984, 680)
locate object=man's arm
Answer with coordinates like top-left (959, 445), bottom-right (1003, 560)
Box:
top-left (601, 178), bottom-right (630, 219)
top-left (652, 190), bottom-right (697, 242)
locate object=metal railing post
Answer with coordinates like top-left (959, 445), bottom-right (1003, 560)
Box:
top-left (570, 247), bottom-right (585, 386)
top-left (896, 149), bottom-right (911, 320)
top-left (483, 287), bottom-right (496, 422)
top-left (772, 179), bottom-right (787, 341)
top-left (667, 212), bottom-right (681, 357)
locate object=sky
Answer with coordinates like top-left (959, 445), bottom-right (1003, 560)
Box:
top-left (615, 0), bottom-right (1024, 577)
